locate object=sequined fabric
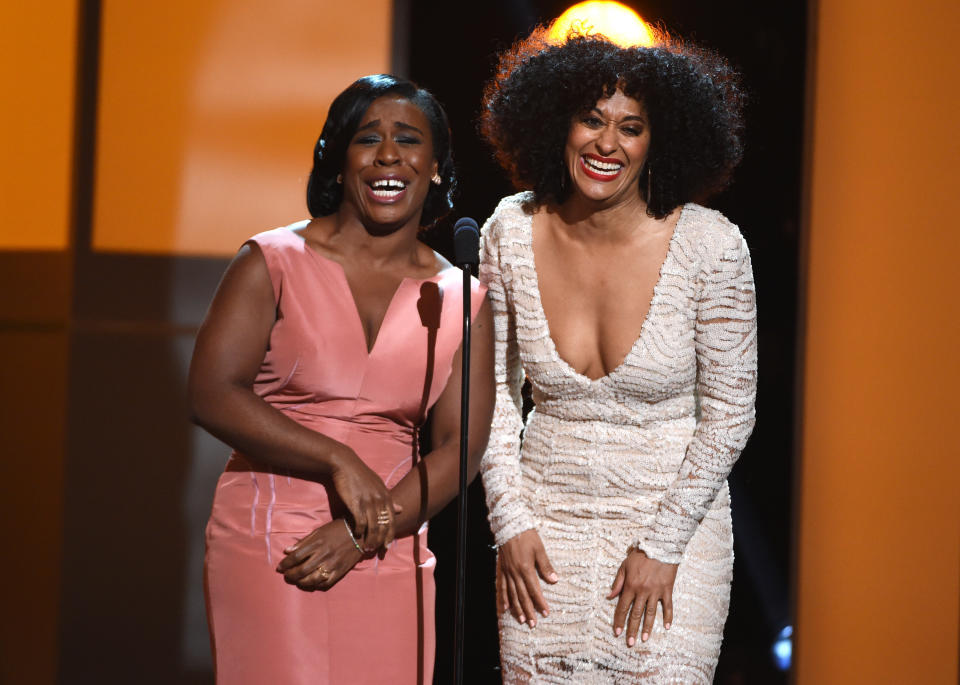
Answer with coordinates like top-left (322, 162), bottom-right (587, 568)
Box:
top-left (479, 193), bottom-right (757, 683)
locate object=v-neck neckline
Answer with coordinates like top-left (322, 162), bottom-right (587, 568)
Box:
top-left (294, 232), bottom-right (450, 356)
top-left (527, 203), bottom-right (688, 385)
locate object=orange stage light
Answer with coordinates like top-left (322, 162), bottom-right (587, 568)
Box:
top-left (547, 1), bottom-right (657, 47)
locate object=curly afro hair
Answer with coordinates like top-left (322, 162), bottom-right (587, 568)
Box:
top-left (307, 74), bottom-right (456, 228)
top-left (480, 30), bottom-right (745, 219)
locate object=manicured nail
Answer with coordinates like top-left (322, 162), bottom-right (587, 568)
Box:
top-left (547, 572), bottom-right (558, 582)
top-left (541, 609), bottom-right (549, 617)
top-left (614, 627), bottom-right (622, 636)
top-left (529, 619), bottom-right (536, 628)
top-left (642, 632), bottom-right (649, 642)
top-left (627, 636), bottom-right (635, 646)
top-left (665, 622), bottom-right (671, 630)
top-left (518, 614), bottom-right (525, 623)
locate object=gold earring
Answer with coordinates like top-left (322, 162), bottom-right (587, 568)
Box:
top-left (336, 173), bottom-right (343, 184)
top-left (431, 173), bottom-right (442, 185)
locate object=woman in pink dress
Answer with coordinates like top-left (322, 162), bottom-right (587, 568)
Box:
top-left (188, 74), bottom-right (493, 684)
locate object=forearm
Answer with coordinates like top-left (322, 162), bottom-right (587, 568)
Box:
top-left (189, 383), bottom-right (349, 476)
top-left (388, 438), bottom-right (480, 538)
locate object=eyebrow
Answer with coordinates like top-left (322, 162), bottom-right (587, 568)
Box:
top-left (591, 108), bottom-right (648, 124)
top-left (355, 119), bottom-right (425, 135)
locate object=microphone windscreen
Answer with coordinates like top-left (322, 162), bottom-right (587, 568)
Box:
top-left (453, 217), bottom-right (480, 266)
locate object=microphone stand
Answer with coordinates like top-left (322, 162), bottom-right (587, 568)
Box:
top-left (454, 258), bottom-right (471, 685)
top-left (452, 218), bottom-right (478, 685)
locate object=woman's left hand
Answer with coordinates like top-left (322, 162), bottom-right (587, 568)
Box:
top-left (606, 548), bottom-right (678, 646)
top-left (276, 519), bottom-right (365, 591)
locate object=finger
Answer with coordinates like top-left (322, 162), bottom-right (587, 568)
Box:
top-left (534, 545), bottom-right (558, 585)
top-left (282, 554), bottom-right (322, 584)
top-left (276, 538), bottom-right (314, 572)
top-left (365, 502), bottom-right (390, 552)
top-left (283, 534), bottom-right (306, 555)
top-left (496, 561), bottom-right (509, 613)
top-left (607, 566), bottom-right (625, 600)
top-left (626, 597), bottom-right (646, 646)
top-left (505, 573), bottom-right (525, 624)
top-left (612, 585), bottom-right (633, 637)
top-left (641, 595), bottom-right (658, 642)
top-left (663, 591), bottom-right (673, 631)
top-left (513, 570), bottom-right (538, 628)
top-left (521, 556), bottom-right (550, 617)
top-left (296, 563), bottom-right (333, 591)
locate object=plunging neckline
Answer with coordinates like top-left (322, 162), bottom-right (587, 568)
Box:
top-left (527, 204), bottom-right (688, 384)
top-left (292, 229), bottom-right (450, 356)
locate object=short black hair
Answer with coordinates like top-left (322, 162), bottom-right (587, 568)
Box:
top-left (480, 31), bottom-right (745, 219)
top-left (306, 74), bottom-right (455, 227)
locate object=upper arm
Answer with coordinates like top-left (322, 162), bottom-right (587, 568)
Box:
top-left (188, 242), bottom-right (278, 411)
top-left (429, 295), bottom-right (495, 456)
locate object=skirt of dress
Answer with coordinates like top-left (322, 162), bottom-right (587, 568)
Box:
top-left (205, 428), bottom-right (435, 685)
top-left (498, 413), bottom-right (734, 685)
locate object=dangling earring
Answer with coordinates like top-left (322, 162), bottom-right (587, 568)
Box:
top-left (431, 173), bottom-right (442, 185)
top-left (646, 164), bottom-right (653, 209)
top-left (336, 173), bottom-right (343, 184)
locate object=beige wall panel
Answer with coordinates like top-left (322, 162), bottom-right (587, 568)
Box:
top-left (0, 2), bottom-right (77, 250)
top-left (797, 0), bottom-right (960, 682)
top-left (93, 0), bottom-right (392, 256)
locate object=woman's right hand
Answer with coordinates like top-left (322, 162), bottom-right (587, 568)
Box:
top-left (329, 446), bottom-right (401, 553)
top-left (497, 529), bottom-right (558, 628)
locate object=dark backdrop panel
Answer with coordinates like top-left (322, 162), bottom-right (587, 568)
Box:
top-left (409, 2), bottom-right (806, 683)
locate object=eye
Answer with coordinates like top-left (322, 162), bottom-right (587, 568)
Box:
top-left (580, 115), bottom-right (604, 128)
top-left (395, 134), bottom-right (422, 145)
top-left (354, 134), bottom-right (381, 145)
top-left (621, 125), bottom-right (644, 137)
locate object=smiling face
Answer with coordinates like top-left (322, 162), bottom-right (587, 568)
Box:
top-left (340, 95), bottom-right (438, 231)
top-left (563, 89), bottom-right (651, 208)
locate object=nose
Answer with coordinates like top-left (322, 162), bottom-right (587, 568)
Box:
top-left (375, 138), bottom-right (400, 166)
top-left (595, 124), bottom-right (618, 155)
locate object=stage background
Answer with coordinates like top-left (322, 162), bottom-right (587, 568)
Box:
top-left (0, 1), bottom-right (956, 683)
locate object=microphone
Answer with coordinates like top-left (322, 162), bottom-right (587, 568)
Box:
top-left (453, 217), bottom-right (479, 266)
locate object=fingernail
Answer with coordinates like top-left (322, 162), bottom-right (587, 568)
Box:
top-left (642, 632), bottom-right (649, 642)
top-left (627, 636), bottom-right (635, 646)
top-left (614, 627), bottom-right (622, 636)
top-left (665, 622), bottom-right (671, 630)
top-left (541, 609), bottom-right (549, 617)
top-left (529, 619), bottom-right (536, 628)
top-left (548, 572), bottom-right (558, 582)
top-left (518, 614), bottom-right (525, 623)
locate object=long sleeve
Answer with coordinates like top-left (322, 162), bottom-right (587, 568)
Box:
top-left (637, 223), bottom-right (758, 565)
top-left (478, 209), bottom-right (536, 546)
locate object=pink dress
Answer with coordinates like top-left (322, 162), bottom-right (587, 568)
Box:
top-left (204, 224), bottom-right (486, 684)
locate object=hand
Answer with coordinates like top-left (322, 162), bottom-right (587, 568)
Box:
top-left (607, 548), bottom-right (678, 646)
top-left (329, 446), bottom-right (401, 554)
top-left (276, 519), bottom-right (364, 591)
top-left (497, 529), bottom-right (558, 628)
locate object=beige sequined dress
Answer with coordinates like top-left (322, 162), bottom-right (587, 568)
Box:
top-left (478, 193), bottom-right (758, 684)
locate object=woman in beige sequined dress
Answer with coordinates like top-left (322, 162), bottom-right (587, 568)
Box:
top-left (478, 32), bottom-right (757, 683)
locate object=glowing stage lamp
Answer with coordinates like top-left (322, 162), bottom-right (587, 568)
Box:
top-left (547, 1), bottom-right (657, 47)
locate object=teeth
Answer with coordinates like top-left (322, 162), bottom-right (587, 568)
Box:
top-left (371, 178), bottom-right (407, 190)
top-left (583, 156), bottom-right (622, 174)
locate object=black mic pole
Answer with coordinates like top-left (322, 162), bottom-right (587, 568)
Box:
top-left (452, 217), bottom-right (479, 685)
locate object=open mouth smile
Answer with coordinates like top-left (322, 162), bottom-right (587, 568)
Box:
top-left (579, 154), bottom-right (624, 182)
top-left (366, 177), bottom-right (409, 202)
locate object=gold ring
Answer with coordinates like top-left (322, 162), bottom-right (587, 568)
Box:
top-left (316, 565), bottom-right (330, 580)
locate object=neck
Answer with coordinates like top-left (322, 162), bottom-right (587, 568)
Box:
top-left (555, 191), bottom-right (655, 244)
top-left (326, 209), bottom-right (425, 266)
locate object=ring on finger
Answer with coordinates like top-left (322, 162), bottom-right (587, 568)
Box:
top-left (315, 565), bottom-right (330, 581)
